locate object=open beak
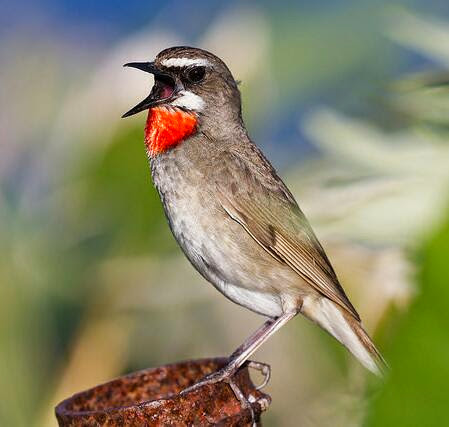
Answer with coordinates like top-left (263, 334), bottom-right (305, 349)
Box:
top-left (122, 62), bottom-right (176, 118)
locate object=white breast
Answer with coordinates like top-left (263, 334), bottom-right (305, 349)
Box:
top-left (151, 156), bottom-right (284, 318)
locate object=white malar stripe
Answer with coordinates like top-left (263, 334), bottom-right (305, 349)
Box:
top-left (304, 297), bottom-right (380, 375)
top-left (161, 57), bottom-right (210, 68)
top-left (170, 90), bottom-right (205, 111)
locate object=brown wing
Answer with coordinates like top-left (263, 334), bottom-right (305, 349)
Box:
top-left (214, 149), bottom-right (360, 320)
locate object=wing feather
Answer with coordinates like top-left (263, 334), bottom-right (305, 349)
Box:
top-left (215, 150), bottom-right (360, 320)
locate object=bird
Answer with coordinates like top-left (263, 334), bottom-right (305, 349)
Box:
top-left (122, 46), bottom-right (386, 407)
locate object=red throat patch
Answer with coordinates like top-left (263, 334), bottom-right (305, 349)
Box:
top-left (144, 107), bottom-right (198, 156)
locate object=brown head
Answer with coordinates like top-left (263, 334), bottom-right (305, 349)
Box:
top-left (122, 46), bottom-right (243, 156)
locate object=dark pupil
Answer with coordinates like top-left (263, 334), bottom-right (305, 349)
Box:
top-left (187, 66), bottom-right (205, 83)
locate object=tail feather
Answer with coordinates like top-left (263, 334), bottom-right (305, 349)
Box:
top-left (349, 316), bottom-right (388, 376)
top-left (302, 296), bottom-right (387, 376)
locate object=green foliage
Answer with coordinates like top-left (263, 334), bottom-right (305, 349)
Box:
top-left (364, 205), bottom-right (449, 426)
top-left (79, 125), bottom-right (176, 256)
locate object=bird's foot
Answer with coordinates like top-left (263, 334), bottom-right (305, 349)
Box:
top-left (180, 364), bottom-right (236, 395)
top-left (244, 360), bottom-right (271, 391)
top-left (180, 360), bottom-right (271, 427)
top-left (228, 376), bottom-right (256, 426)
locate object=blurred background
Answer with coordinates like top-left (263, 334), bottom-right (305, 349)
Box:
top-left (1, 0), bottom-right (449, 425)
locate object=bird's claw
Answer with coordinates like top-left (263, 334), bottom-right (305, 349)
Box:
top-left (180, 361), bottom-right (270, 427)
top-left (180, 367), bottom-right (230, 395)
top-left (228, 377), bottom-right (256, 427)
top-left (245, 360), bottom-right (271, 390)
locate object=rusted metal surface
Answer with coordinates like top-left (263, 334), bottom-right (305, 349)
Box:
top-left (55, 357), bottom-right (271, 426)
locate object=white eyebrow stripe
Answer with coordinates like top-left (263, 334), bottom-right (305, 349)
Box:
top-left (161, 57), bottom-right (210, 68)
top-left (170, 90), bottom-right (205, 111)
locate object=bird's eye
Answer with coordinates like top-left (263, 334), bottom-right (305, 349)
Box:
top-left (185, 66), bottom-right (206, 83)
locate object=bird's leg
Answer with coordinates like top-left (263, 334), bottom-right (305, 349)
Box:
top-left (219, 311), bottom-right (296, 381)
top-left (181, 311), bottom-right (297, 398)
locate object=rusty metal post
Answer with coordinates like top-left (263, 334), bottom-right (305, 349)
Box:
top-left (55, 357), bottom-right (271, 426)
